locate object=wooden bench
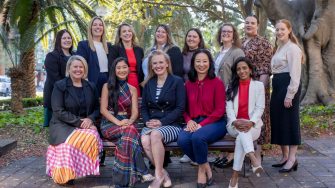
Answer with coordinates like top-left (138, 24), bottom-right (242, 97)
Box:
top-left (98, 99), bottom-right (251, 177)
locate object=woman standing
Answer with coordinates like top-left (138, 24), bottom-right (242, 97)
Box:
top-left (109, 23), bottom-right (144, 96)
top-left (226, 57), bottom-right (265, 188)
top-left (43, 29), bottom-right (73, 127)
top-left (271, 19), bottom-right (303, 173)
top-left (46, 55), bottom-right (102, 185)
top-left (242, 15), bottom-right (272, 161)
top-left (142, 24), bottom-right (183, 79)
top-left (140, 50), bottom-right (185, 188)
top-left (215, 23), bottom-right (245, 87)
top-left (100, 57), bottom-right (154, 187)
top-left (181, 28), bottom-right (206, 81)
top-left (177, 49), bottom-right (227, 188)
top-left (77, 16), bottom-right (111, 94)
top-left (213, 23), bottom-right (245, 169)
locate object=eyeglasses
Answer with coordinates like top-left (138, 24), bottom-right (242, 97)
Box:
top-left (221, 30), bottom-right (233, 34)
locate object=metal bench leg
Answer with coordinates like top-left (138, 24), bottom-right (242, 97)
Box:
top-left (243, 158), bottom-right (246, 177)
top-left (100, 150), bottom-right (106, 166)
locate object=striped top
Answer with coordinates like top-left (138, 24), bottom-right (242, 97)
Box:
top-left (155, 85), bottom-right (162, 102)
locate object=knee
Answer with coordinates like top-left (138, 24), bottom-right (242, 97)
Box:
top-left (150, 130), bottom-right (162, 142)
top-left (124, 125), bottom-right (137, 133)
top-left (191, 133), bottom-right (205, 144)
top-left (141, 136), bottom-right (151, 150)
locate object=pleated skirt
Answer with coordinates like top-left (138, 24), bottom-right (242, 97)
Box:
top-left (270, 73), bottom-right (301, 145)
top-left (46, 129), bottom-right (102, 184)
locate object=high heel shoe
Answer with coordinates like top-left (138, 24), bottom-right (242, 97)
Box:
top-left (206, 176), bottom-right (214, 186)
top-left (279, 160), bottom-right (298, 173)
top-left (148, 175), bottom-right (164, 188)
top-left (141, 173), bottom-right (155, 183)
top-left (251, 165), bottom-right (264, 177)
top-left (272, 160), bottom-right (287, 167)
top-left (162, 169), bottom-right (172, 187)
top-left (228, 179), bottom-right (238, 188)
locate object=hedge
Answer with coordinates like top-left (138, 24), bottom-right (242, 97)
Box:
top-left (0, 97), bottom-right (43, 111)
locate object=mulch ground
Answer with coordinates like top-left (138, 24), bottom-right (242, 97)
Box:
top-left (0, 122), bottom-right (331, 168)
top-left (0, 124), bottom-right (48, 168)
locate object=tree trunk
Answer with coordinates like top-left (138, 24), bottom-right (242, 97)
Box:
top-left (256, 0), bottom-right (335, 105)
top-left (20, 48), bottom-right (36, 98)
top-left (0, 63), bottom-right (5, 75)
top-left (8, 67), bottom-right (24, 114)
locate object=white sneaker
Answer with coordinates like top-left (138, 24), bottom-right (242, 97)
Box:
top-left (179, 155), bottom-right (191, 163)
top-left (190, 161), bottom-right (198, 166)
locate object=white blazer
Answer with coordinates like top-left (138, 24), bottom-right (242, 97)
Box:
top-left (226, 80), bottom-right (265, 130)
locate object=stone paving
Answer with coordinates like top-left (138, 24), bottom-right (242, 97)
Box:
top-left (1, 137), bottom-right (335, 188)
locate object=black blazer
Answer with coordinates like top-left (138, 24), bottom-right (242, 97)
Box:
top-left (166, 46), bottom-right (183, 78)
top-left (141, 74), bottom-right (185, 126)
top-left (43, 50), bottom-right (70, 109)
top-left (49, 77), bottom-right (100, 145)
top-left (76, 40), bottom-right (112, 84)
top-left (109, 44), bottom-right (145, 83)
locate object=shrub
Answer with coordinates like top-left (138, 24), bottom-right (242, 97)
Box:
top-left (0, 97), bottom-right (43, 111)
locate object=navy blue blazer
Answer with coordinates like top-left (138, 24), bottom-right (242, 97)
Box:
top-left (141, 74), bottom-right (185, 126)
top-left (76, 40), bottom-right (112, 84)
top-left (109, 44), bottom-right (145, 83)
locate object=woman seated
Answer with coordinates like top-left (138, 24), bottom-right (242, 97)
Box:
top-left (140, 50), bottom-right (185, 188)
top-left (46, 55), bottom-right (102, 185)
top-left (226, 57), bottom-right (265, 188)
top-left (177, 49), bottom-right (227, 188)
top-left (100, 57), bottom-right (155, 187)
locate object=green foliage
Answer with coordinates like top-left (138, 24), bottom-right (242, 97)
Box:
top-left (0, 97), bottom-right (43, 111)
top-left (300, 105), bottom-right (335, 130)
top-left (0, 107), bottom-right (43, 133)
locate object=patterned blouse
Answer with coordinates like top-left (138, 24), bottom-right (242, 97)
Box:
top-left (242, 35), bottom-right (273, 77)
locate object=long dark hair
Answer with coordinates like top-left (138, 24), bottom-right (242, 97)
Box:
top-left (182, 28), bottom-right (205, 54)
top-left (188, 49), bottom-right (216, 82)
top-left (107, 57), bottom-right (129, 114)
top-left (54, 29), bottom-right (73, 54)
top-left (226, 57), bottom-right (255, 101)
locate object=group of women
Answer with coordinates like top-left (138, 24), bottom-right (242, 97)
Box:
top-left (43, 15), bottom-right (303, 188)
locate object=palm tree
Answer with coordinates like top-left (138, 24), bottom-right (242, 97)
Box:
top-left (0, 0), bottom-right (110, 113)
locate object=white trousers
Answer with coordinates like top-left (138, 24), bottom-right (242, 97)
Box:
top-left (227, 125), bottom-right (261, 171)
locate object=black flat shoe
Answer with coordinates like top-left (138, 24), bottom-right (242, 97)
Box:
top-left (215, 159), bottom-right (233, 168)
top-left (206, 177), bottom-right (214, 186)
top-left (213, 156), bottom-right (228, 165)
top-left (197, 183), bottom-right (207, 188)
top-left (272, 160), bottom-right (287, 168)
top-left (279, 160), bottom-right (298, 173)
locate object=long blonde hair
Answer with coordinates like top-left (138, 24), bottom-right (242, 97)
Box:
top-left (87, 16), bottom-right (109, 54)
top-left (141, 50), bottom-right (173, 86)
top-left (114, 23), bottom-right (138, 47)
top-left (152, 24), bottom-right (176, 51)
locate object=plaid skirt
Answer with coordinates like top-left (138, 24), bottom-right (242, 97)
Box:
top-left (46, 129), bottom-right (102, 184)
top-left (101, 116), bottom-right (149, 187)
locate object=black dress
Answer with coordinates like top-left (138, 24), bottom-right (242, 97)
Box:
top-left (270, 73), bottom-right (301, 145)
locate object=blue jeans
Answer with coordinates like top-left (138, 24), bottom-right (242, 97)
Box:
top-left (177, 119), bottom-right (227, 164)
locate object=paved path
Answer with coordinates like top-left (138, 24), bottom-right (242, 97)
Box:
top-left (1, 137), bottom-right (335, 188)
